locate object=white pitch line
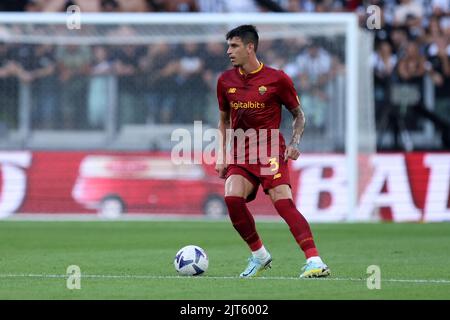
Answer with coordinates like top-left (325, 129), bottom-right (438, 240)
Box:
top-left (1, 273), bottom-right (450, 284)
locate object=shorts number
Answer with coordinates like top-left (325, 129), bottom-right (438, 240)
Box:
top-left (269, 157), bottom-right (279, 172)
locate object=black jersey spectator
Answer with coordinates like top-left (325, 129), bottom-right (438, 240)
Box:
top-left (139, 42), bottom-right (179, 124)
top-left (0, 42), bottom-right (19, 130)
top-left (372, 41), bottom-right (397, 123)
top-left (427, 37), bottom-right (450, 124)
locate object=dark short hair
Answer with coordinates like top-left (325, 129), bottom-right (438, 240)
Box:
top-left (226, 25), bottom-right (259, 52)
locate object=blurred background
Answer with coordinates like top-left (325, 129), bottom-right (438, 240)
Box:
top-left (0, 0), bottom-right (448, 220)
top-left (0, 0), bottom-right (448, 151)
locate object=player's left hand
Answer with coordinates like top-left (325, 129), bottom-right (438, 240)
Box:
top-left (284, 145), bottom-right (301, 161)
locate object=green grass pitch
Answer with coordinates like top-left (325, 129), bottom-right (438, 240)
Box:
top-left (0, 220), bottom-right (449, 300)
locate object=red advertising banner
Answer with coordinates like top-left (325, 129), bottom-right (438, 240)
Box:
top-left (0, 151), bottom-right (448, 222)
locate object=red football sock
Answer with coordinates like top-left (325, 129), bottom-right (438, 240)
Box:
top-left (224, 196), bottom-right (262, 251)
top-left (273, 199), bottom-right (319, 259)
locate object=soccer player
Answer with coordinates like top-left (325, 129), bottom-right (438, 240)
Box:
top-left (215, 25), bottom-right (330, 278)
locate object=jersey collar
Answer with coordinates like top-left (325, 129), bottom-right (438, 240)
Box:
top-left (238, 62), bottom-right (264, 76)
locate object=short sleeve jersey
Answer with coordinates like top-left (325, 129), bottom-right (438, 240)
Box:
top-left (217, 63), bottom-right (299, 130)
top-left (216, 63), bottom-right (300, 163)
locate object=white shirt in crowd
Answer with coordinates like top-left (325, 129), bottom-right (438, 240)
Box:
top-left (371, 52), bottom-right (398, 76)
top-left (285, 47), bottom-right (332, 83)
top-left (394, 0), bottom-right (424, 24)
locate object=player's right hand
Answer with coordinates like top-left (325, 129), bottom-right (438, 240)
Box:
top-left (215, 163), bottom-right (228, 179)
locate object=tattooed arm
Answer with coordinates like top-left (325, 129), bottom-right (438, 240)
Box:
top-left (284, 104), bottom-right (306, 161)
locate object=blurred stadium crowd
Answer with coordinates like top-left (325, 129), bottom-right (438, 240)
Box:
top-left (0, 0), bottom-right (449, 151)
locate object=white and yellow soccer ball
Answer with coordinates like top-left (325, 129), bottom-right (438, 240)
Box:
top-left (174, 245), bottom-right (209, 276)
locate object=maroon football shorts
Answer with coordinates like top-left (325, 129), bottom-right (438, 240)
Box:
top-left (225, 158), bottom-right (292, 202)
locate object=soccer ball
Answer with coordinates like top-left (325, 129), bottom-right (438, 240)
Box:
top-left (174, 245), bottom-right (209, 276)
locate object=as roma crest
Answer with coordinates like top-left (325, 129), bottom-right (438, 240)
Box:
top-left (258, 85), bottom-right (267, 95)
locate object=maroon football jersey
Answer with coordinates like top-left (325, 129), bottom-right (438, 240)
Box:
top-left (216, 63), bottom-right (300, 164)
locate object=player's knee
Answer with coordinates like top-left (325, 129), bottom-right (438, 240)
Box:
top-left (224, 185), bottom-right (250, 198)
top-left (225, 175), bottom-right (254, 198)
top-left (269, 185), bottom-right (292, 202)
